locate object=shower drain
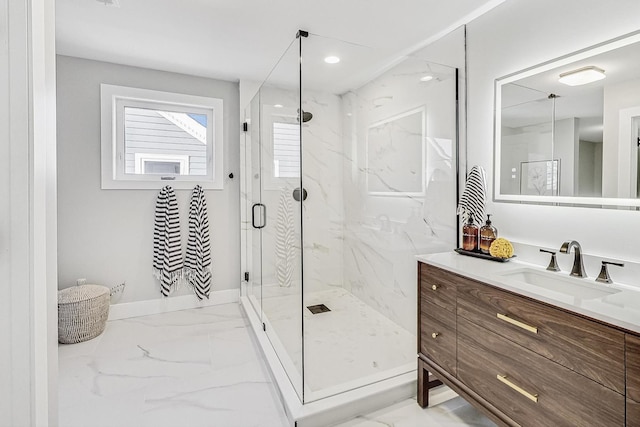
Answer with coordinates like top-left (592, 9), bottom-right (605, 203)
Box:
top-left (307, 304), bottom-right (331, 314)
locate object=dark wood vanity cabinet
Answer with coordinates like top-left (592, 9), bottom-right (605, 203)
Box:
top-left (628, 334), bottom-right (640, 427)
top-left (418, 261), bottom-right (638, 426)
top-left (418, 265), bottom-right (457, 376)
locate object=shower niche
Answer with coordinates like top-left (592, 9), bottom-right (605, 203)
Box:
top-left (240, 29), bottom-right (461, 419)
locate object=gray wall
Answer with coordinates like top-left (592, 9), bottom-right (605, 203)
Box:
top-left (56, 55), bottom-right (240, 303)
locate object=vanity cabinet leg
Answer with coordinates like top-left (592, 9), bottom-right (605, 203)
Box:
top-left (418, 359), bottom-right (428, 408)
top-left (418, 358), bottom-right (443, 408)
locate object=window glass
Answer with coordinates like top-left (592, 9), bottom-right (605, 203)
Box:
top-left (123, 107), bottom-right (207, 176)
top-left (272, 122), bottom-right (300, 178)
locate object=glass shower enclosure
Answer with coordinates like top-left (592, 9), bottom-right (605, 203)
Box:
top-left (241, 30), bottom-right (459, 404)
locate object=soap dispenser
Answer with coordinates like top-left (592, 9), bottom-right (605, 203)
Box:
top-left (479, 214), bottom-right (498, 254)
top-left (462, 213), bottom-right (479, 251)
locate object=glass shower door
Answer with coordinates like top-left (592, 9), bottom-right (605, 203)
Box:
top-left (246, 36), bottom-right (305, 401)
top-left (245, 92), bottom-right (262, 318)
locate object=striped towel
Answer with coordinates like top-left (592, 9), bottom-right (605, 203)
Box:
top-left (457, 165), bottom-right (487, 225)
top-left (275, 186), bottom-right (296, 288)
top-left (153, 185), bottom-right (183, 297)
top-left (184, 185), bottom-right (212, 300)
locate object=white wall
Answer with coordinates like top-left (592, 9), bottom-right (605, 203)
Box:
top-left (602, 78), bottom-right (640, 197)
top-left (56, 56), bottom-right (240, 304)
top-left (578, 140), bottom-right (602, 197)
top-left (466, 0), bottom-right (640, 263)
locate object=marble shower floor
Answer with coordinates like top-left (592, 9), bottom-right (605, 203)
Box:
top-left (261, 287), bottom-right (416, 396)
top-left (58, 302), bottom-right (495, 427)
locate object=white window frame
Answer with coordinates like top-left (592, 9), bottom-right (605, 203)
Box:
top-left (133, 153), bottom-right (190, 175)
top-left (100, 84), bottom-right (224, 190)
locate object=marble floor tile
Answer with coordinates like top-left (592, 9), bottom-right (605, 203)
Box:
top-left (58, 303), bottom-right (289, 427)
top-left (59, 301), bottom-right (494, 427)
top-left (333, 396), bottom-right (497, 427)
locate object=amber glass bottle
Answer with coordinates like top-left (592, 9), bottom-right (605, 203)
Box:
top-left (479, 214), bottom-right (498, 254)
top-left (462, 214), bottom-right (479, 251)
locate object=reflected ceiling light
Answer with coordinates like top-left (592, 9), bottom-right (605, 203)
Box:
top-left (324, 56), bottom-right (340, 64)
top-left (558, 66), bottom-right (605, 86)
top-left (274, 104), bottom-right (283, 108)
top-left (420, 75), bottom-right (434, 82)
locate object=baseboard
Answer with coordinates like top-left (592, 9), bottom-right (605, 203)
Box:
top-left (108, 288), bottom-right (240, 320)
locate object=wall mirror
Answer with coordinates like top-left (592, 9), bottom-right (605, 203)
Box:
top-left (494, 30), bottom-right (640, 208)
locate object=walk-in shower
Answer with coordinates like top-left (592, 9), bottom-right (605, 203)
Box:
top-left (240, 29), bottom-right (460, 420)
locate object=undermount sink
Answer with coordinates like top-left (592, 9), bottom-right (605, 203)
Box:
top-left (499, 268), bottom-right (621, 300)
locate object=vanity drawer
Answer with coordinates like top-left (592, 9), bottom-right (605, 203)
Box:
top-left (627, 333), bottom-right (640, 403)
top-left (419, 263), bottom-right (456, 312)
top-left (457, 278), bottom-right (625, 394)
top-left (457, 317), bottom-right (624, 427)
top-left (420, 299), bottom-right (456, 376)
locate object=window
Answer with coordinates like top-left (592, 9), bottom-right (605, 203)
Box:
top-left (272, 122), bottom-right (300, 178)
top-left (100, 84), bottom-right (224, 189)
top-left (261, 104), bottom-right (301, 190)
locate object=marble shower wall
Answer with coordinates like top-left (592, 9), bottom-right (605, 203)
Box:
top-left (340, 57), bottom-right (458, 334)
top-left (252, 85), bottom-right (345, 294)
top-left (301, 92), bottom-right (345, 293)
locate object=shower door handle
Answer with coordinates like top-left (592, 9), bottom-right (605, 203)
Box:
top-left (252, 203), bottom-right (266, 229)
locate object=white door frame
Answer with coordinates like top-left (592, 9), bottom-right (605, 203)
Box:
top-left (1, 0), bottom-right (58, 425)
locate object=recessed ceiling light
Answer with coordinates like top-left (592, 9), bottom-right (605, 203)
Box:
top-left (558, 66), bottom-right (605, 86)
top-left (420, 75), bottom-right (434, 82)
top-left (324, 56), bottom-right (340, 64)
top-left (274, 104), bottom-right (283, 108)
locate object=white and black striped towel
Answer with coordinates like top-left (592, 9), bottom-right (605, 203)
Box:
top-left (153, 185), bottom-right (183, 297)
top-left (275, 186), bottom-right (295, 288)
top-left (457, 165), bottom-right (487, 225)
top-left (184, 185), bottom-right (212, 300)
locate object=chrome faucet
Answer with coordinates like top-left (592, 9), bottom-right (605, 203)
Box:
top-left (559, 240), bottom-right (587, 278)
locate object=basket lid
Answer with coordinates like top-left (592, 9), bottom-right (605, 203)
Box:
top-left (58, 284), bottom-right (109, 304)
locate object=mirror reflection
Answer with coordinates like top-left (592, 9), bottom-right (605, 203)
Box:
top-left (495, 31), bottom-right (640, 206)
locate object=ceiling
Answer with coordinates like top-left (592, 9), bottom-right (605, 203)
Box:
top-left (55, 0), bottom-right (504, 84)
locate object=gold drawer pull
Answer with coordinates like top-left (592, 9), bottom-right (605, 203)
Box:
top-left (431, 332), bottom-right (439, 339)
top-left (431, 284), bottom-right (438, 291)
top-left (497, 374), bottom-right (538, 403)
top-left (497, 313), bottom-right (538, 334)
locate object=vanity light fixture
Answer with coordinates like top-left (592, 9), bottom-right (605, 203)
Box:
top-left (558, 66), bottom-right (606, 86)
top-left (324, 56), bottom-right (340, 64)
top-left (420, 75), bottom-right (434, 82)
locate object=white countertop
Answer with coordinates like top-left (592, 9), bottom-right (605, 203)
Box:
top-left (417, 251), bottom-right (640, 334)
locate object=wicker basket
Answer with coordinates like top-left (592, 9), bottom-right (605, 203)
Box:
top-left (58, 284), bottom-right (110, 344)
